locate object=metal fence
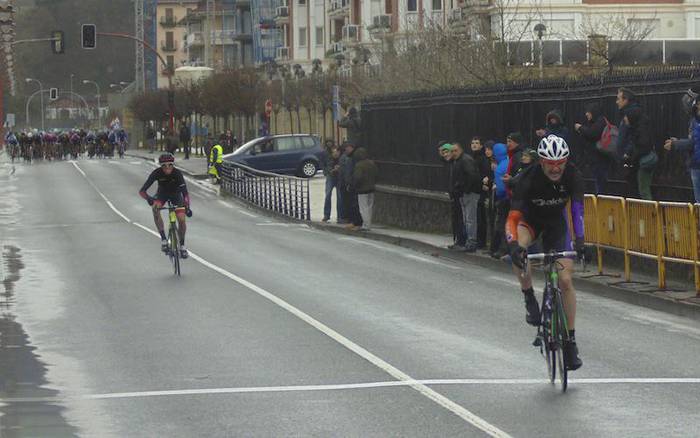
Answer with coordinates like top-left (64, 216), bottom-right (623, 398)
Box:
top-left (219, 161), bottom-right (311, 220)
top-left (362, 66), bottom-right (700, 201)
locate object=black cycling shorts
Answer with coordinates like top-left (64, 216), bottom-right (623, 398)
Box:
top-left (154, 191), bottom-right (185, 208)
top-left (520, 212), bottom-right (573, 253)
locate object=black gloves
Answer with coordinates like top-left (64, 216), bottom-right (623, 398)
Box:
top-left (509, 242), bottom-right (527, 270)
top-left (146, 196), bottom-right (155, 206)
top-left (186, 207), bottom-right (193, 218)
top-left (575, 237), bottom-right (586, 259)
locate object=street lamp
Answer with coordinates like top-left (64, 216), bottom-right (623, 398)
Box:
top-left (534, 23), bottom-right (546, 79)
top-left (25, 77), bottom-right (44, 130)
top-left (110, 83), bottom-right (125, 93)
top-left (83, 79), bottom-right (102, 127)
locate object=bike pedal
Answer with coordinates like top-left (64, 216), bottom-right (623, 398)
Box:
top-left (532, 336), bottom-right (542, 347)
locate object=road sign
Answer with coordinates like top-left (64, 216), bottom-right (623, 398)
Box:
top-left (82, 24), bottom-right (96, 49)
top-left (4, 113), bottom-right (15, 128)
top-left (49, 88), bottom-right (58, 100)
top-left (332, 85), bottom-right (340, 122)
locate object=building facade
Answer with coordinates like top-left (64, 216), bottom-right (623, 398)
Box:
top-left (156, 0), bottom-right (199, 88)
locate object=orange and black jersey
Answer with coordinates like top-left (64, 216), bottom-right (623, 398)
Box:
top-left (506, 163), bottom-right (585, 243)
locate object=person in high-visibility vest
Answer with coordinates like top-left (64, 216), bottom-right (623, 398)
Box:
top-left (208, 142), bottom-right (224, 184)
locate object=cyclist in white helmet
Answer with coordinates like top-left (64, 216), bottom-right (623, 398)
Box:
top-left (505, 134), bottom-right (585, 370)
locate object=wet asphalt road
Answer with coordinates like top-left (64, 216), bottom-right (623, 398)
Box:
top-left (1, 157), bottom-right (699, 437)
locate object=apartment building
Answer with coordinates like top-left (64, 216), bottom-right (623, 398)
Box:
top-left (156, 0), bottom-right (199, 89)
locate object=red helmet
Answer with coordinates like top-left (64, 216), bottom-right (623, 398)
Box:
top-left (158, 153), bottom-right (175, 164)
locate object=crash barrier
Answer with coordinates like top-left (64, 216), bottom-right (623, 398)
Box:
top-left (219, 161), bottom-right (311, 221)
top-left (583, 194), bottom-right (700, 294)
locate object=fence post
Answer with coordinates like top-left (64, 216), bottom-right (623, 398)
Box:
top-left (655, 202), bottom-right (665, 289)
top-left (623, 198), bottom-right (631, 282)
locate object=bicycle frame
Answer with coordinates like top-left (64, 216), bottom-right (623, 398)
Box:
top-left (158, 204), bottom-right (182, 276)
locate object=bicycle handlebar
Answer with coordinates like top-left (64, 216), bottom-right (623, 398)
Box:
top-left (527, 251), bottom-right (577, 260)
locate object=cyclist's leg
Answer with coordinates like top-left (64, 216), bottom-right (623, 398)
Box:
top-left (172, 194), bottom-right (187, 245)
top-left (152, 199), bottom-right (166, 236)
top-left (542, 221), bottom-right (576, 330)
top-left (512, 222), bottom-right (535, 289)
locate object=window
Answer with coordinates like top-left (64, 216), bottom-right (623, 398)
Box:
top-left (298, 27), bottom-right (307, 46)
top-left (166, 55), bottom-right (175, 71)
top-left (407, 0), bottom-right (417, 12)
top-left (432, 0), bottom-right (442, 11)
top-left (166, 31), bottom-right (174, 46)
top-left (275, 137), bottom-right (301, 151)
top-left (299, 0), bottom-right (306, 5)
top-left (300, 136), bottom-right (317, 149)
top-left (385, 0), bottom-right (392, 13)
top-left (251, 140), bottom-right (275, 154)
top-left (166, 8), bottom-right (173, 20)
top-left (315, 26), bottom-right (324, 46)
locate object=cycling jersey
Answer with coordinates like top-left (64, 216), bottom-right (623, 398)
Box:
top-left (505, 163), bottom-right (584, 249)
top-left (139, 167), bottom-right (190, 206)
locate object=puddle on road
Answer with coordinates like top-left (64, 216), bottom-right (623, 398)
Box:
top-left (0, 245), bottom-right (78, 437)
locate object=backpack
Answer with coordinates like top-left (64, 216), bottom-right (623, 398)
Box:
top-left (595, 117), bottom-right (619, 157)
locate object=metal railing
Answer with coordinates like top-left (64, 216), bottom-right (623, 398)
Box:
top-left (220, 161), bottom-right (311, 221)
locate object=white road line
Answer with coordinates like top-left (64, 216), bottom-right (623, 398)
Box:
top-left (71, 163), bottom-right (511, 438)
top-left (72, 162), bottom-right (132, 223)
top-left (403, 253), bottom-right (461, 270)
top-left (129, 161), bottom-right (142, 165)
top-left (237, 209), bottom-right (258, 218)
top-left (2, 377), bottom-right (700, 404)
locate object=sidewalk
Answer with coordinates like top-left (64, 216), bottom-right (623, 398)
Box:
top-left (306, 175), bottom-right (700, 319)
top-left (126, 148), bottom-right (209, 178)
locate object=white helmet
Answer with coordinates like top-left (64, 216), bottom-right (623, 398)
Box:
top-left (537, 134), bottom-right (569, 161)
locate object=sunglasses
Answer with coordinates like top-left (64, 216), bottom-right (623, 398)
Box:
top-left (161, 163), bottom-right (174, 168)
top-left (541, 158), bottom-right (567, 166)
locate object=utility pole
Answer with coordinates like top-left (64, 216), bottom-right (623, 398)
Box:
top-left (134, 0), bottom-right (145, 93)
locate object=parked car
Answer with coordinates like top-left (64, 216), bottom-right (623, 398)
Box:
top-left (222, 134), bottom-right (323, 177)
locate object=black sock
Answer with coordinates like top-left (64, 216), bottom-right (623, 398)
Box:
top-left (180, 239), bottom-right (185, 246)
top-left (568, 330), bottom-right (576, 341)
top-left (159, 230), bottom-right (166, 240)
top-left (522, 287), bottom-right (534, 297)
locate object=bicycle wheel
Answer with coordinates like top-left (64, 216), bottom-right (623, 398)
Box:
top-left (169, 225), bottom-right (180, 276)
top-left (554, 293), bottom-right (568, 392)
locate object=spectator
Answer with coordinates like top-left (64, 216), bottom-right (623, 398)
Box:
top-left (179, 121), bottom-right (191, 159)
top-left (574, 103), bottom-right (611, 194)
top-left (664, 89), bottom-right (700, 203)
top-left (353, 147), bottom-right (378, 231)
top-left (222, 130), bottom-right (234, 154)
top-left (203, 134), bottom-right (214, 163)
top-left (503, 132), bottom-right (526, 194)
top-left (471, 136), bottom-right (492, 249)
top-left (440, 142), bottom-right (466, 249)
top-left (146, 123), bottom-right (156, 153)
top-left (615, 87), bottom-right (642, 196)
top-left (338, 107), bottom-right (362, 147)
top-left (624, 106), bottom-right (656, 200)
top-left (451, 142), bottom-right (482, 252)
top-left (536, 109), bottom-right (570, 143)
top-left (321, 140), bottom-right (341, 222)
top-left (490, 142), bottom-right (510, 258)
top-left (339, 141), bottom-right (361, 228)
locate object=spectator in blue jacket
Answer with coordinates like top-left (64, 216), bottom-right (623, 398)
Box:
top-left (665, 89), bottom-right (700, 203)
top-left (490, 142), bottom-right (509, 258)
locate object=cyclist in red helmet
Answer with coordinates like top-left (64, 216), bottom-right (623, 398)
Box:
top-left (139, 153), bottom-right (191, 258)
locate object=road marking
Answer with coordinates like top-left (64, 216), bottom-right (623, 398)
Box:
top-left (74, 164), bottom-right (510, 438)
top-left (2, 377), bottom-right (700, 404)
top-left (71, 162), bottom-right (132, 223)
top-left (217, 200), bottom-right (259, 218)
top-left (403, 253), bottom-right (461, 270)
top-left (130, 161), bottom-right (142, 165)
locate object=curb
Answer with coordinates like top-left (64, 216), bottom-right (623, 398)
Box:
top-left (125, 152), bottom-right (209, 179)
top-left (218, 193), bottom-right (700, 321)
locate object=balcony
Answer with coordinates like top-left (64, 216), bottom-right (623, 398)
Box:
top-left (368, 15), bottom-right (391, 34)
top-left (235, 0), bottom-right (251, 8)
top-left (211, 30), bottom-right (236, 45)
top-left (185, 31), bottom-right (204, 48)
top-left (460, 0), bottom-right (491, 7)
top-left (161, 65), bottom-right (175, 75)
top-left (328, 0), bottom-right (350, 18)
top-left (234, 28), bottom-right (253, 41)
top-left (342, 24), bottom-right (360, 46)
top-left (276, 46), bottom-right (289, 61)
top-left (159, 16), bottom-right (178, 27)
top-left (274, 5), bottom-right (289, 25)
top-left (161, 40), bottom-right (179, 52)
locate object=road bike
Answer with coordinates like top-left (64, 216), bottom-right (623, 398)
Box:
top-left (528, 250), bottom-right (577, 392)
top-left (159, 204), bottom-right (184, 276)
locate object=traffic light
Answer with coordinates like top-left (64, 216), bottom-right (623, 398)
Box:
top-left (49, 88), bottom-right (58, 100)
top-left (81, 24), bottom-right (96, 49)
top-left (51, 30), bottom-right (64, 54)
